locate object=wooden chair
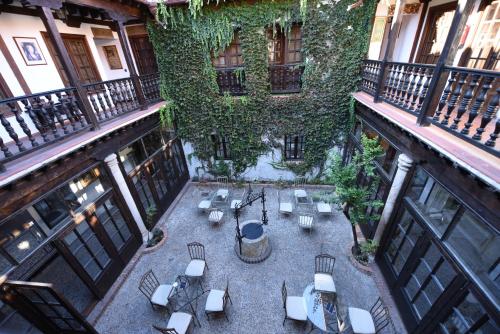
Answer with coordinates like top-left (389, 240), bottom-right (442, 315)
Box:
top-left (281, 281), bottom-right (307, 327)
top-left (205, 278), bottom-right (232, 321)
top-left (278, 191), bottom-right (293, 215)
top-left (314, 254), bottom-right (336, 295)
top-left (346, 297), bottom-right (390, 334)
top-left (139, 270), bottom-right (174, 310)
top-left (152, 311), bottom-right (195, 334)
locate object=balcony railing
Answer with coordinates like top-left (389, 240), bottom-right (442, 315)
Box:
top-left (0, 88), bottom-right (91, 163)
top-left (269, 64), bottom-right (304, 94)
top-left (0, 73), bottom-right (162, 170)
top-left (216, 67), bottom-right (246, 95)
top-left (360, 60), bottom-right (499, 156)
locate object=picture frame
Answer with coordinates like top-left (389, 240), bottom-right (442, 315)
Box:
top-left (371, 17), bottom-right (387, 43)
top-left (103, 45), bottom-right (123, 70)
top-left (13, 37), bottom-right (47, 66)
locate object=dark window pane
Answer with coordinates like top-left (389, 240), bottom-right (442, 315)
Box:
top-left (142, 129), bottom-right (163, 156)
top-left (119, 140), bottom-right (147, 174)
top-left (442, 293), bottom-right (492, 334)
top-left (446, 211), bottom-right (500, 306)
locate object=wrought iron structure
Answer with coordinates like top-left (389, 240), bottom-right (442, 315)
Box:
top-left (233, 183), bottom-right (268, 254)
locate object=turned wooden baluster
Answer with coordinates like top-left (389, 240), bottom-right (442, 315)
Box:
top-left (118, 81), bottom-right (130, 111)
top-left (102, 84), bottom-right (117, 117)
top-left (383, 64), bottom-right (394, 99)
top-left (397, 65), bottom-right (410, 106)
top-left (109, 82), bottom-right (122, 114)
top-left (391, 65), bottom-right (402, 102)
top-left (95, 87), bottom-right (110, 119)
top-left (472, 87), bottom-right (500, 142)
top-left (417, 68), bottom-right (433, 113)
top-left (21, 98), bottom-right (47, 143)
top-left (0, 131), bottom-right (12, 158)
top-left (121, 80), bottom-right (133, 111)
top-left (0, 108), bottom-right (25, 152)
top-left (470, 79), bottom-right (497, 137)
top-left (56, 92), bottom-right (76, 131)
top-left (40, 96), bottom-right (59, 138)
top-left (433, 70), bottom-right (457, 121)
top-left (451, 74), bottom-right (479, 130)
top-left (88, 87), bottom-right (103, 121)
top-left (127, 79), bottom-right (139, 108)
top-left (8, 101), bottom-right (38, 148)
top-left (485, 117), bottom-right (499, 147)
top-left (403, 66), bottom-right (416, 109)
top-left (442, 71), bottom-right (467, 125)
top-left (46, 94), bottom-right (68, 135)
top-left (67, 90), bottom-right (87, 127)
top-left (410, 67), bottom-right (425, 112)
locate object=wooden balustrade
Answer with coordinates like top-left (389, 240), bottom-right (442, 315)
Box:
top-left (429, 67), bottom-right (499, 154)
top-left (0, 88), bottom-right (91, 165)
top-left (139, 72), bottom-right (161, 103)
top-left (360, 60), bottom-right (499, 156)
top-left (83, 77), bottom-right (141, 122)
top-left (215, 67), bottom-right (246, 95)
top-left (269, 64), bottom-right (304, 94)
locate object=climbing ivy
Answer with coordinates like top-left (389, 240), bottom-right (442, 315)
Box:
top-left (149, 0), bottom-right (376, 178)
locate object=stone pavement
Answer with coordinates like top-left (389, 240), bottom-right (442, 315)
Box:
top-left (95, 183), bottom-right (402, 334)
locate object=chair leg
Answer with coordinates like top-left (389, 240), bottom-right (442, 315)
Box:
top-left (228, 293), bottom-right (233, 305)
top-left (224, 310), bottom-right (229, 321)
top-left (205, 311), bottom-right (210, 321)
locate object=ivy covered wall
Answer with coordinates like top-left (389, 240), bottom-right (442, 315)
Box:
top-left (148, 0), bottom-right (376, 179)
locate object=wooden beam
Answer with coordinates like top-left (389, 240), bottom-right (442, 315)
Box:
top-left (115, 20), bottom-right (147, 109)
top-left (67, 0), bottom-right (142, 18)
top-left (0, 35), bottom-right (31, 95)
top-left (38, 6), bottom-right (100, 129)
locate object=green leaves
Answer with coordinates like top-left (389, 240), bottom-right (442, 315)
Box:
top-left (149, 0), bottom-right (377, 179)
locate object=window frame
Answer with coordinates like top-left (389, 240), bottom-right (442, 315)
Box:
top-left (268, 24), bottom-right (303, 65)
top-left (212, 134), bottom-right (231, 160)
top-left (284, 134), bottom-right (305, 161)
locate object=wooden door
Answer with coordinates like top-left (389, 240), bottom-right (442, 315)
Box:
top-left (62, 35), bottom-right (101, 84)
top-left (416, 2), bottom-right (457, 64)
top-left (128, 35), bottom-right (158, 75)
top-left (0, 281), bottom-right (98, 334)
top-left (41, 32), bottom-right (70, 87)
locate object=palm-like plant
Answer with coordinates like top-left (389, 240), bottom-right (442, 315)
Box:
top-left (325, 134), bottom-right (384, 254)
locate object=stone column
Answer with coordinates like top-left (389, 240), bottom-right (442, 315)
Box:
top-left (373, 153), bottom-right (414, 244)
top-left (104, 153), bottom-right (147, 236)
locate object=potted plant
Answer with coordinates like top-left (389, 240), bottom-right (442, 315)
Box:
top-left (145, 205), bottom-right (164, 248)
top-left (325, 134), bottom-right (383, 257)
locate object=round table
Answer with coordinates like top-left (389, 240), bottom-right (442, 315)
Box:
top-left (303, 284), bottom-right (339, 333)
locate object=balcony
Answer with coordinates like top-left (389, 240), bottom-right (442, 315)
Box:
top-left (360, 60), bottom-right (499, 156)
top-left (0, 73), bottom-right (162, 172)
top-left (215, 67), bottom-right (246, 95)
top-left (269, 64), bottom-right (304, 94)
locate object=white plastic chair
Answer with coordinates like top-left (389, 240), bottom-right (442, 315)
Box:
top-left (208, 208), bottom-right (224, 225)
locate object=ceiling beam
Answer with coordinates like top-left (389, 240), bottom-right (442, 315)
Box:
top-left (66, 0), bottom-right (142, 18)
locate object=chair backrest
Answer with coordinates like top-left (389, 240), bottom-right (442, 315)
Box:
top-left (152, 325), bottom-right (178, 334)
top-left (294, 176), bottom-right (306, 188)
top-left (217, 176), bottom-right (228, 187)
top-left (315, 254), bottom-right (336, 275)
top-left (139, 270), bottom-right (160, 299)
top-left (187, 242), bottom-right (205, 260)
top-left (281, 281), bottom-right (287, 308)
top-left (370, 297), bottom-right (391, 333)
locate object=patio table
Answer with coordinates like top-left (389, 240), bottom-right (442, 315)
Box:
top-left (303, 283), bottom-right (340, 333)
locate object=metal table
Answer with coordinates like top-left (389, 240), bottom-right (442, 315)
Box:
top-left (303, 283), bottom-right (340, 333)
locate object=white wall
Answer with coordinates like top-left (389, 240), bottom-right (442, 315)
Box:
top-left (0, 11), bottom-right (130, 95)
top-left (0, 10), bottom-right (132, 144)
top-left (392, 10), bottom-right (421, 62)
top-left (182, 140), bottom-right (322, 182)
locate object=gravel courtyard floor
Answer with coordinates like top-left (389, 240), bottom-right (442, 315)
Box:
top-left (95, 183), bottom-right (401, 334)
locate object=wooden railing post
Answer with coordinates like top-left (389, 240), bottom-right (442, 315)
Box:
top-left (115, 20), bottom-right (147, 110)
top-left (416, 0), bottom-right (477, 125)
top-left (37, 5), bottom-right (100, 130)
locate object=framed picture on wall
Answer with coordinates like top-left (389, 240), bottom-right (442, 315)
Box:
top-left (370, 17), bottom-right (387, 43)
top-left (103, 45), bottom-right (123, 70)
top-left (13, 37), bottom-right (47, 66)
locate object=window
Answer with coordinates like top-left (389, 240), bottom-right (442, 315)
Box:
top-left (212, 33), bottom-right (243, 68)
top-left (0, 166), bottom-right (110, 275)
top-left (461, 1), bottom-right (500, 70)
top-left (119, 127), bottom-right (170, 173)
top-left (408, 168), bottom-right (461, 237)
top-left (284, 135), bottom-right (304, 160)
top-left (439, 292), bottom-right (499, 333)
top-left (446, 211), bottom-right (500, 306)
top-left (212, 134), bottom-right (231, 160)
top-left (268, 25), bottom-right (302, 65)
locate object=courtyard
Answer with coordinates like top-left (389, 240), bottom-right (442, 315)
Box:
top-left (94, 183), bottom-right (403, 334)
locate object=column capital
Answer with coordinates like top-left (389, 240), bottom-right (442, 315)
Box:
top-left (104, 153), bottom-right (119, 166)
top-left (397, 153), bottom-right (413, 172)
